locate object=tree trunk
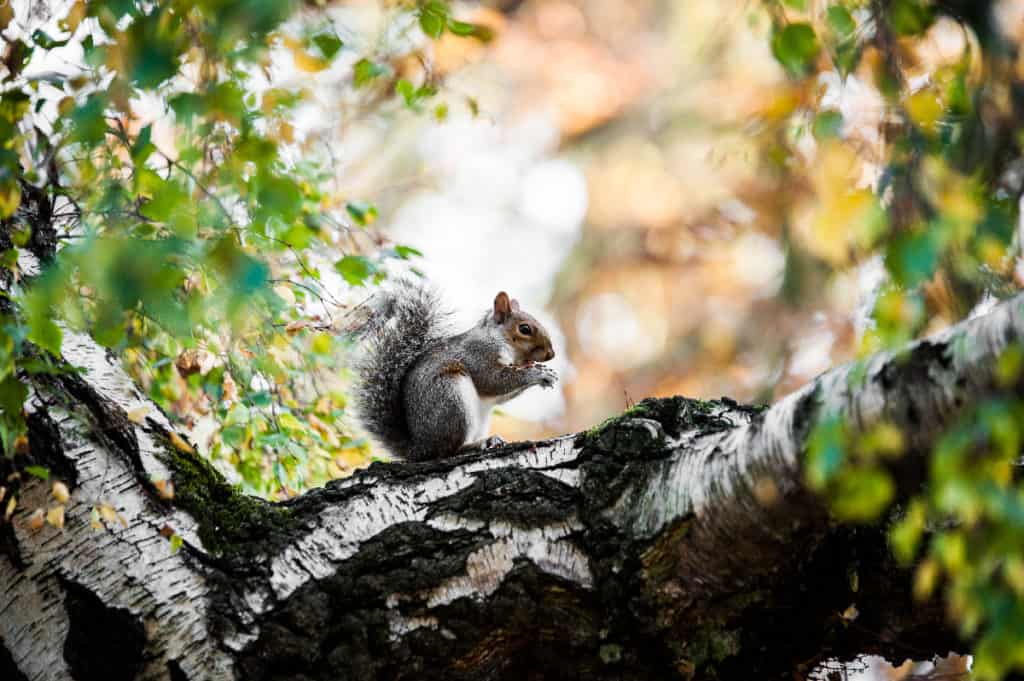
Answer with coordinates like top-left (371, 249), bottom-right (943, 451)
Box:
top-left (2, 200), bottom-right (1020, 679)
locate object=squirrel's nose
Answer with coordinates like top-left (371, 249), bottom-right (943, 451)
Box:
top-left (544, 348), bottom-right (555, 362)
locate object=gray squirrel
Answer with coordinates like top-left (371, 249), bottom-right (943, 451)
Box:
top-left (354, 280), bottom-right (558, 460)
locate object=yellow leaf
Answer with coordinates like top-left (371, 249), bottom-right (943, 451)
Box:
top-left (0, 179), bottom-right (21, 219)
top-left (62, 1), bottom-right (86, 32)
top-left (52, 481), bottom-right (70, 503)
top-left (46, 505), bottom-right (65, 529)
top-left (905, 89), bottom-right (944, 131)
top-left (90, 507), bottom-right (103, 530)
top-left (840, 604), bottom-right (859, 621)
top-left (0, 2), bottom-right (13, 32)
top-left (169, 431), bottom-right (195, 454)
top-left (1005, 557), bottom-right (1024, 596)
top-left (279, 122), bottom-right (295, 144)
top-left (0, 486), bottom-right (5, 503)
top-left (914, 559), bottom-right (939, 601)
top-left (290, 45), bottom-right (330, 73)
top-left (13, 435), bottom-right (29, 455)
top-left (4, 496), bottom-right (15, 521)
top-left (759, 86), bottom-right (801, 121)
top-left (28, 508), bottom-right (44, 531)
top-left (126, 405), bottom-right (151, 424)
top-left (98, 503), bottom-right (118, 523)
top-left (153, 479), bottom-right (175, 500)
top-left (311, 332), bottom-right (332, 354)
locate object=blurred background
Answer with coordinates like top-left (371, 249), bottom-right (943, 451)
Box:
top-left (331, 0), bottom-right (948, 443)
top-left (329, 0), bottom-right (812, 444)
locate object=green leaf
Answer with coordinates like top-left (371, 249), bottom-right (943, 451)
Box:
top-left (353, 59), bottom-right (388, 88)
top-left (82, 35), bottom-right (106, 68)
top-left (826, 6), bottom-right (856, 37)
top-left (140, 178), bottom-right (188, 223)
top-left (31, 30), bottom-right (70, 50)
top-left (0, 375), bottom-right (28, 451)
top-left (131, 124), bottom-right (156, 165)
top-left (771, 23), bottom-right (820, 78)
top-left (889, 500), bottom-right (926, 564)
top-left (0, 249), bottom-right (18, 269)
top-left (395, 79), bottom-right (437, 110)
top-left (394, 245), bottom-right (423, 259)
top-left (832, 467), bottom-right (895, 522)
top-left (447, 19), bottom-right (493, 42)
top-left (396, 79), bottom-right (416, 106)
top-left (419, 1), bottom-right (449, 39)
top-left (825, 5), bottom-right (860, 75)
top-left (781, 0), bottom-right (807, 9)
top-left (169, 93), bottom-right (205, 123)
top-left (222, 425), bottom-right (246, 448)
top-left (25, 465), bottom-right (50, 480)
top-left (447, 19), bottom-right (476, 36)
top-left (334, 255), bottom-right (377, 287)
top-left (806, 414), bottom-right (845, 488)
top-left (257, 175), bottom-right (303, 222)
top-left (890, 0), bottom-right (933, 36)
top-left (27, 313), bottom-right (63, 357)
top-left (248, 391), bottom-right (272, 408)
top-left (346, 201), bottom-right (378, 226)
top-left (169, 533), bottom-right (183, 553)
top-left (886, 229), bottom-right (939, 287)
top-left (812, 111), bottom-right (843, 139)
top-left (0, 91), bottom-right (31, 124)
top-left (311, 32), bottom-right (343, 60)
top-left (70, 94), bottom-right (108, 146)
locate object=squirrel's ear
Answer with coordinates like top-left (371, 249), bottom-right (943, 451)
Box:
top-left (510, 298), bottom-right (521, 312)
top-left (493, 292), bottom-right (512, 322)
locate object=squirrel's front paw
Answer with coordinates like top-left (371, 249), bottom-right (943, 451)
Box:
top-left (530, 364), bottom-right (558, 388)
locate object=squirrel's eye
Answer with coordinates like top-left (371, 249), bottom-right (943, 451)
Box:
top-left (518, 323), bottom-right (533, 336)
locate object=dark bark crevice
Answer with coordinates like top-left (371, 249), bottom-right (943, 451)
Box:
top-left (61, 577), bottom-right (146, 681)
top-left (0, 638), bottom-right (29, 681)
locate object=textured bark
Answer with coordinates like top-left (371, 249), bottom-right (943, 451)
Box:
top-left (2, 193), bottom-right (1022, 679)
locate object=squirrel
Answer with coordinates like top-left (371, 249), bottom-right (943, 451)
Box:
top-left (353, 280), bottom-right (558, 461)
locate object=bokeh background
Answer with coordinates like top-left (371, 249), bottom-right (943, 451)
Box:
top-left (338, 0), bottom-right (807, 444)
top-left (342, 0), bottom-right (1008, 445)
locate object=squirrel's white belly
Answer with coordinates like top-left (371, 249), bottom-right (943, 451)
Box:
top-left (453, 375), bottom-right (497, 442)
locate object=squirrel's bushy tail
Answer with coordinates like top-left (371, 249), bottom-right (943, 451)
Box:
top-left (352, 278), bottom-right (449, 459)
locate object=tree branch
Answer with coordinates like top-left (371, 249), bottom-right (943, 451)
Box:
top-left (3, 207), bottom-right (1024, 678)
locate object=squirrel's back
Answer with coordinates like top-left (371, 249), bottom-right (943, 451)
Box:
top-left (353, 279), bottom-right (449, 459)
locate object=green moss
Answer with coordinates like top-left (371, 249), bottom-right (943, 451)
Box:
top-left (676, 624), bottom-right (742, 671)
top-left (156, 442), bottom-right (296, 557)
top-left (672, 590), bottom-right (767, 672)
top-left (582, 396), bottom-right (738, 445)
top-left (583, 403), bottom-right (650, 439)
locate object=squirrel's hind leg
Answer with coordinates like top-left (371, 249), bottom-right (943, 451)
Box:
top-left (404, 373), bottom-right (474, 459)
